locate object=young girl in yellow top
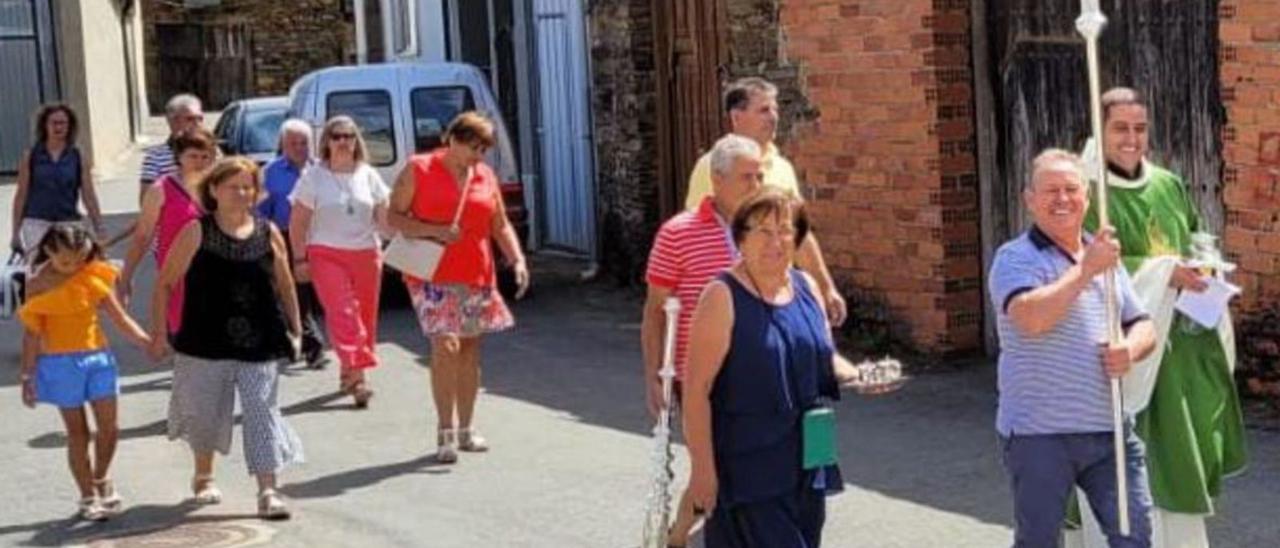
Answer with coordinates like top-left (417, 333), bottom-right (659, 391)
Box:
top-left (17, 224), bottom-right (151, 521)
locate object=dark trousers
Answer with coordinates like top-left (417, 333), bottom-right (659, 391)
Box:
top-left (1000, 428), bottom-right (1153, 548)
top-left (282, 230), bottom-right (326, 361)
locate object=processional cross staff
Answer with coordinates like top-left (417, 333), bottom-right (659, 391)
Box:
top-left (1076, 0), bottom-right (1129, 536)
top-left (641, 298), bottom-right (681, 548)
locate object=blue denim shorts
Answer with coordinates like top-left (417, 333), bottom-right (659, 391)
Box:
top-left (35, 349), bottom-right (119, 408)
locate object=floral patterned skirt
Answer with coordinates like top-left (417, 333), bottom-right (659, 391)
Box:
top-left (407, 282), bottom-right (514, 337)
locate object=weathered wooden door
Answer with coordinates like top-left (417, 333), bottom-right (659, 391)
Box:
top-left (652, 0), bottom-right (727, 219)
top-left (975, 0), bottom-right (1223, 350)
top-left (154, 22), bottom-right (252, 111)
top-left (983, 0), bottom-right (1224, 236)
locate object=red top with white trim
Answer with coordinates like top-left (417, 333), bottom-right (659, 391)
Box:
top-left (645, 196), bottom-right (738, 380)
top-left (409, 149), bottom-right (501, 287)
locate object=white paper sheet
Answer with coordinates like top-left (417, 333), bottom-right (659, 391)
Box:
top-left (1174, 276), bottom-right (1241, 328)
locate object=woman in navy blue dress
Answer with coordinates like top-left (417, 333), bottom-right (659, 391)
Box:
top-left (683, 189), bottom-right (843, 547)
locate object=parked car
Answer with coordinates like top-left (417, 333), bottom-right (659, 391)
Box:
top-left (213, 96), bottom-right (289, 165)
top-left (287, 62), bottom-right (527, 297)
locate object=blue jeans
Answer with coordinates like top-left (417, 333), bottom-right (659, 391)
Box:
top-left (999, 429), bottom-right (1153, 548)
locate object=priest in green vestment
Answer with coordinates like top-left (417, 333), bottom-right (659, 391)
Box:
top-left (1071, 87), bottom-right (1247, 548)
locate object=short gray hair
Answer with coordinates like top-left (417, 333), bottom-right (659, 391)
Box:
top-left (165, 93), bottom-right (202, 116)
top-left (709, 134), bottom-right (762, 177)
top-left (278, 118), bottom-right (312, 141)
top-left (1027, 148), bottom-right (1084, 192)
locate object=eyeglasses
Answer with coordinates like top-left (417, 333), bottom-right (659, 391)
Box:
top-left (330, 133), bottom-right (357, 142)
top-left (747, 226), bottom-right (797, 241)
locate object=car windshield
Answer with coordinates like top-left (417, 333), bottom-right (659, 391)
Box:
top-left (241, 109), bottom-right (285, 154)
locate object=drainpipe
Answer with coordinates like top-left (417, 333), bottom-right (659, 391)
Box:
top-left (118, 0), bottom-right (138, 140)
top-left (354, 0), bottom-right (368, 63)
top-left (399, 0), bottom-right (417, 60)
top-left (380, 0), bottom-right (392, 60)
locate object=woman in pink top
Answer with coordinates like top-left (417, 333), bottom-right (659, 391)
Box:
top-left (119, 127), bottom-right (215, 332)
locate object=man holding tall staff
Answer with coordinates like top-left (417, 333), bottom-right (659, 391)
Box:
top-left (989, 149), bottom-right (1156, 547)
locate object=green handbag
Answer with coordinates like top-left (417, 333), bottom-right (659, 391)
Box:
top-left (802, 406), bottom-right (838, 469)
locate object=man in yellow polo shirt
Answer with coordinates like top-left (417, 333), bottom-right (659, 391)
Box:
top-left (684, 77), bottom-right (847, 325)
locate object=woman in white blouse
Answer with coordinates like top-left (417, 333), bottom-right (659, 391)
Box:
top-left (288, 116), bottom-right (390, 407)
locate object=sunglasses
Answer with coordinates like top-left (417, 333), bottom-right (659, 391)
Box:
top-left (330, 133), bottom-right (357, 142)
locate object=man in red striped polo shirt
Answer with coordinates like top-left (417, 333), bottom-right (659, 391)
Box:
top-left (643, 134), bottom-right (764, 419)
top-left (642, 133), bottom-right (761, 548)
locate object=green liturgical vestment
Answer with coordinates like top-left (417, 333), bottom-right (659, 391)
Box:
top-left (1084, 160), bottom-right (1248, 515)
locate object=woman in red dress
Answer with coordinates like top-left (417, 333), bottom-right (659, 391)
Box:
top-left (387, 111), bottom-right (529, 464)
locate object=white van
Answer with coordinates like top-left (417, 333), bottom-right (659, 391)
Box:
top-left (287, 62), bottom-right (527, 239)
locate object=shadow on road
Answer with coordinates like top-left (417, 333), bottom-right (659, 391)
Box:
top-left (280, 455), bottom-right (450, 500)
top-left (26, 388), bottom-right (358, 449)
top-left (376, 258), bottom-right (1016, 527)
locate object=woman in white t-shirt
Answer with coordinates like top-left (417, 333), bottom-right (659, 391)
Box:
top-left (288, 116), bottom-right (390, 407)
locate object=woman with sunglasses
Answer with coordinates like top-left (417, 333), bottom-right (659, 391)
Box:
top-left (288, 116), bottom-right (390, 407)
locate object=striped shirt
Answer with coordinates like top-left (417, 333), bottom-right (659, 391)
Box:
top-left (989, 226), bottom-right (1148, 436)
top-left (140, 140), bottom-right (177, 186)
top-left (646, 197), bottom-right (738, 380)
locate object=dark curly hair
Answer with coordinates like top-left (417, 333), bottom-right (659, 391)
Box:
top-left (33, 103), bottom-right (78, 145)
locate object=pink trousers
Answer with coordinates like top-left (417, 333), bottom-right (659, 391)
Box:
top-left (307, 245), bottom-right (381, 371)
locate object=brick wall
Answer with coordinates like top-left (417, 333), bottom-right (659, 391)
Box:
top-left (1220, 0), bottom-right (1280, 308)
top-left (589, 0), bottom-right (661, 285)
top-left (1219, 0), bottom-right (1280, 386)
top-left (143, 0), bottom-right (352, 110)
top-left (778, 0), bottom-right (983, 354)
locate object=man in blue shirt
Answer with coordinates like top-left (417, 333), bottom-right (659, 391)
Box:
top-left (260, 119), bottom-right (327, 368)
top-left (989, 149), bottom-right (1158, 547)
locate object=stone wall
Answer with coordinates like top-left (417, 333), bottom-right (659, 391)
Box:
top-left (143, 0), bottom-right (353, 110)
top-left (588, 0), bottom-right (661, 285)
top-left (778, 0), bottom-right (983, 354)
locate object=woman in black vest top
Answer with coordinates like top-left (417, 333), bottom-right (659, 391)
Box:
top-left (150, 157), bottom-right (303, 520)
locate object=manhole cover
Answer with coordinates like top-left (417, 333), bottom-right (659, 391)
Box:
top-left (80, 521), bottom-right (276, 548)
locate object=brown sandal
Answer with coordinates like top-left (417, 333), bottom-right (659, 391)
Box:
top-left (339, 372), bottom-right (374, 409)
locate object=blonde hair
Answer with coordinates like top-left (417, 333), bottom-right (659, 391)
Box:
top-left (196, 156), bottom-right (264, 212)
top-left (319, 115), bottom-right (368, 164)
top-left (444, 111), bottom-right (497, 149)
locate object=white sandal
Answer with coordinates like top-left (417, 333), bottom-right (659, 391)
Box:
top-left (192, 475), bottom-right (223, 505)
top-left (94, 478), bottom-right (123, 515)
top-left (78, 497), bottom-right (108, 522)
top-left (458, 428), bottom-right (489, 453)
top-left (257, 488), bottom-right (291, 520)
top-left (436, 429), bottom-right (458, 464)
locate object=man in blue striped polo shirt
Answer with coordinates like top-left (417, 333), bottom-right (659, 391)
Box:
top-left (989, 149), bottom-right (1158, 547)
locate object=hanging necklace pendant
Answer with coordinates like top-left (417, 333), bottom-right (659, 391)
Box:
top-left (345, 200), bottom-right (355, 215)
